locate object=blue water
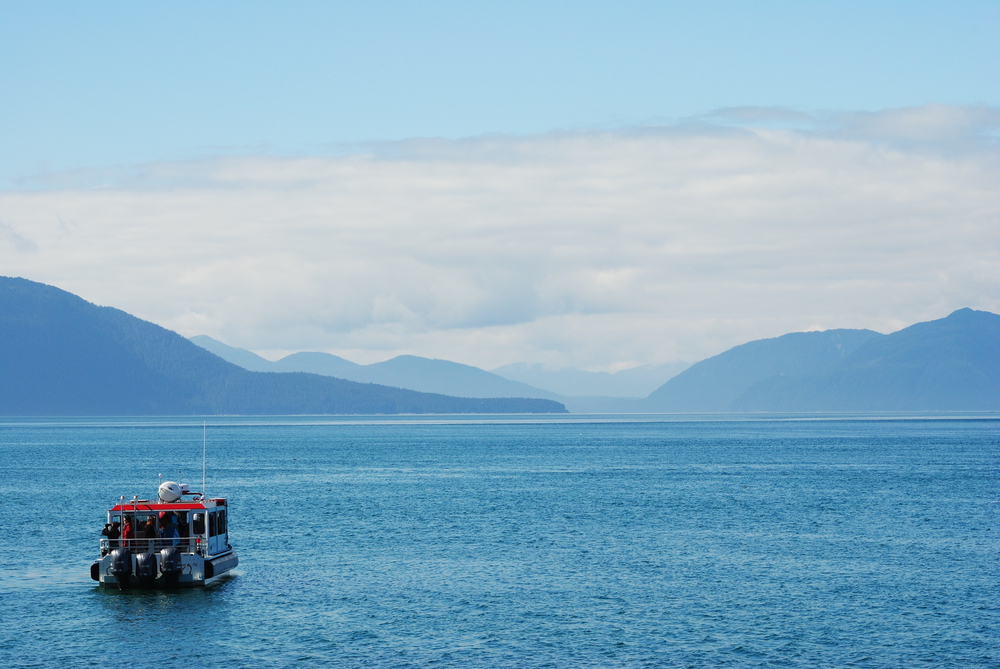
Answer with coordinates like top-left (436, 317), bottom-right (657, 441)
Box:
top-left (0, 415), bottom-right (997, 667)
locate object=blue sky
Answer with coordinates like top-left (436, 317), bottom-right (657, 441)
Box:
top-left (1, 2), bottom-right (998, 371)
top-left (3, 1), bottom-right (996, 184)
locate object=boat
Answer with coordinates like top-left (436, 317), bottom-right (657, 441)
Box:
top-left (91, 480), bottom-right (239, 589)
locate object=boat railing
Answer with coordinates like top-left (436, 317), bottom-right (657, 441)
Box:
top-left (100, 537), bottom-right (207, 556)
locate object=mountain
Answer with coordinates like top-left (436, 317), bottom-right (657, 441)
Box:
top-left (272, 351), bottom-right (361, 377)
top-left (492, 361), bottom-right (691, 397)
top-left (189, 335), bottom-right (286, 373)
top-left (643, 310), bottom-right (1000, 412)
top-left (643, 329), bottom-right (881, 411)
top-left (190, 336), bottom-right (560, 400)
top-left (0, 277), bottom-right (567, 415)
top-left (191, 337), bottom-right (656, 412)
top-left (735, 308), bottom-right (1000, 411)
top-left (344, 355), bottom-right (562, 399)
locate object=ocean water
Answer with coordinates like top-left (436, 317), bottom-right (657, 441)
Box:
top-left (0, 415), bottom-right (996, 668)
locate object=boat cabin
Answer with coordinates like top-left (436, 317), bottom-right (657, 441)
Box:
top-left (102, 497), bottom-right (230, 557)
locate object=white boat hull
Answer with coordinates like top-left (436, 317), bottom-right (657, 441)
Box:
top-left (93, 549), bottom-right (238, 588)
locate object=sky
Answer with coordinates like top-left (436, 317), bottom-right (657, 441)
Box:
top-left (1, 2), bottom-right (998, 371)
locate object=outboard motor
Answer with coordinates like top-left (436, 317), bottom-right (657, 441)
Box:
top-left (109, 547), bottom-right (132, 590)
top-left (135, 551), bottom-right (158, 588)
top-left (159, 547), bottom-right (182, 587)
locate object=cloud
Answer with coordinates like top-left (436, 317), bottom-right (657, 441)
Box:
top-left (835, 104), bottom-right (1000, 145)
top-left (1, 105), bottom-right (998, 370)
top-left (0, 222), bottom-right (38, 253)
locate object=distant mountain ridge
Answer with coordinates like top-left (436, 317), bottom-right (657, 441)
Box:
top-left (190, 336), bottom-right (561, 400)
top-left (10, 275), bottom-right (990, 415)
top-left (643, 309), bottom-right (1000, 412)
top-left (0, 277), bottom-right (567, 415)
top-left (190, 336), bottom-right (690, 401)
top-left (193, 334), bottom-right (653, 412)
top-left (491, 361), bottom-right (691, 397)
top-left (195, 308), bottom-right (1000, 413)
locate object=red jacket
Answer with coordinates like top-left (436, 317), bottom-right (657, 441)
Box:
top-left (122, 521), bottom-right (135, 548)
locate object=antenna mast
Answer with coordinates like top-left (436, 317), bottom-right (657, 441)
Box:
top-left (202, 421), bottom-right (207, 500)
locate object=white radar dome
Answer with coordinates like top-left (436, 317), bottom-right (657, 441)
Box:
top-left (158, 481), bottom-right (183, 503)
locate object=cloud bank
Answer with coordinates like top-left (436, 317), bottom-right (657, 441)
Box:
top-left (1, 106), bottom-right (997, 370)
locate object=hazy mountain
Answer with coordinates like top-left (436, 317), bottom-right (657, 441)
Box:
top-left (272, 351), bottom-right (361, 377)
top-left (191, 306), bottom-right (1000, 414)
top-left (191, 336), bottom-right (648, 411)
top-left (191, 336), bottom-right (560, 400)
top-left (0, 277), bottom-right (566, 415)
top-left (492, 361), bottom-right (691, 397)
top-left (191, 336), bottom-right (364, 377)
top-left (734, 308), bottom-right (1000, 411)
top-left (643, 310), bottom-right (999, 412)
top-left (189, 335), bottom-right (279, 372)
top-left (643, 329), bottom-right (881, 412)
top-left (345, 355), bottom-right (562, 399)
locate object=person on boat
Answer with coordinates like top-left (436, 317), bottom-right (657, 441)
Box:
top-left (159, 512), bottom-right (180, 546)
top-left (141, 517), bottom-right (157, 541)
top-left (122, 517), bottom-right (135, 548)
top-left (101, 521), bottom-right (121, 548)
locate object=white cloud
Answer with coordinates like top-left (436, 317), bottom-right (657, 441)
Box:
top-left (1, 106), bottom-right (998, 370)
top-left (0, 222), bottom-right (38, 253)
